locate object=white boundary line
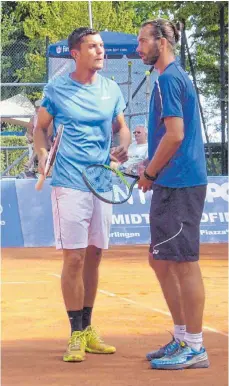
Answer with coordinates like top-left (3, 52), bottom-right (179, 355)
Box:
top-left (1, 280), bottom-right (51, 284)
top-left (49, 273), bottom-right (228, 337)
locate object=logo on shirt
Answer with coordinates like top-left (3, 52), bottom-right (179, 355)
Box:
top-left (101, 96), bottom-right (111, 100)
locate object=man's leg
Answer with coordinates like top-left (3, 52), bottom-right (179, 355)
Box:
top-left (149, 184), bottom-right (209, 369)
top-left (61, 248), bottom-right (87, 362)
top-left (146, 256), bottom-right (186, 361)
top-left (83, 197), bottom-right (115, 354)
top-left (151, 260), bottom-right (209, 369)
top-left (176, 261), bottom-right (205, 350)
top-left (146, 186), bottom-right (187, 361)
top-left (82, 245), bottom-right (102, 329)
top-left (51, 187), bottom-right (97, 362)
top-left (149, 256), bottom-right (185, 326)
top-left (62, 248), bottom-right (85, 328)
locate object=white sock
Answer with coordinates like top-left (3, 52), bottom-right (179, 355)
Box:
top-left (184, 332), bottom-right (203, 351)
top-left (174, 325), bottom-right (186, 342)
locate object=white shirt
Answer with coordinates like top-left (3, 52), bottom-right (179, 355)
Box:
top-left (123, 142), bottom-right (148, 168)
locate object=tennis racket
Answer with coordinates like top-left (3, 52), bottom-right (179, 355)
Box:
top-left (82, 162), bottom-right (139, 204)
top-left (35, 124), bottom-right (64, 191)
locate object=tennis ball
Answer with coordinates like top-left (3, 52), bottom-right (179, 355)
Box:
top-left (145, 70), bottom-right (151, 76)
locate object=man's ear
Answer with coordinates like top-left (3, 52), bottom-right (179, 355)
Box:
top-left (160, 37), bottom-right (168, 51)
top-left (70, 49), bottom-right (79, 61)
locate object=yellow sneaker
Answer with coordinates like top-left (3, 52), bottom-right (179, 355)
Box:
top-left (85, 325), bottom-right (116, 354)
top-left (63, 330), bottom-right (86, 362)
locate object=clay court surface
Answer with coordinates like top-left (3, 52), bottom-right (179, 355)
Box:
top-left (2, 244), bottom-right (228, 386)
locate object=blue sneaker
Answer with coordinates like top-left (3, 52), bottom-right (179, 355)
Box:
top-left (150, 341), bottom-right (210, 370)
top-left (146, 335), bottom-right (180, 361)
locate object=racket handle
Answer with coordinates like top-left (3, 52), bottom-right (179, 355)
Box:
top-left (35, 174), bottom-right (46, 191)
top-left (110, 161), bottom-right (119, 170)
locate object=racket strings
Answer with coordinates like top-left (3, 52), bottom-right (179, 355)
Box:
top-left (86, 166), bottom-right (112, 192)
top-left (83, 165), bottom-right (133, 203)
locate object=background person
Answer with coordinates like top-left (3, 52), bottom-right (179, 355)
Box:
top-left (122, 125), bottom-right (148, 169)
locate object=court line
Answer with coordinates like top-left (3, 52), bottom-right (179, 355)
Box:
top-left (49, 273), bottom-right (228, 337)
top-left (1, 280), bottom-right (51, 284)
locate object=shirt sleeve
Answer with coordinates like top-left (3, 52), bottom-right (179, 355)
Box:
top-left (112, 83), bottom-right (126, 120)
top-left (144, 146), bottom-right (148, 159)
top-left (41, 82), bottom-right (56, 117)
top-left (158, 74), bottom-right (183, 119)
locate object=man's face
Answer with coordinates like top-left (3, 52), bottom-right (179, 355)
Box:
top-left (72, 34), bottom-right (104, 70)
top-left (137, 25), bottom-right (160, 66)
top-left (133, 126), bottom-right (147, 144)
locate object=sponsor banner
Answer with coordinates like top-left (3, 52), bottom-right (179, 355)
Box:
top-left (1, 180), bottom-right (24, 247)
top-left (15, 179), bottom-right (54, 247)
top-left (1, 177), bottom-right (228, 247)
top-left (111, 187), bottom-right (151, 245)
top-left (111, 177), bottom-right (229, 245)
top-left (200, 176), bottom-right (228, 243)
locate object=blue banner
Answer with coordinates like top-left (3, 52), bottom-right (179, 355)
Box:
top-left (111, 177), bottom-right (229, 245)
top-left (1, 180), bottom-right (24, 247)
top-left (200, 176), bottom-right (228, 243)
top-left (1, 177), bottom-right (228, 247)
top-left (15, 179), bottom-right (54, 247)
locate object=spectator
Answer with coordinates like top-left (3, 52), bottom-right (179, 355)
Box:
top-left (24, 100), bottom-right (53, 177)
top-left (122, 125), bottom-right (148, 168)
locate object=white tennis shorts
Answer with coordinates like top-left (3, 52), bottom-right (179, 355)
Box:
top-left (51, 187), bottom-right (112, 250)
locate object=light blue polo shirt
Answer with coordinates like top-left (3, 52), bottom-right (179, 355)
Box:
top-left (41, 73), bottom-right (126, 191)
top-left (148, 61), bottom-right (207, 187)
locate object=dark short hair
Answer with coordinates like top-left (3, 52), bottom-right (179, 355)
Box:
top-left (68, 27), bottom-right (99, 50)
top-left (141, 18), bottom-right (180, 47)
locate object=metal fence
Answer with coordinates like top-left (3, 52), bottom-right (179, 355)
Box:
top-left (2, 37), bottom-right (155, 130)
top-left (1, 38), bottom-right (228, 177)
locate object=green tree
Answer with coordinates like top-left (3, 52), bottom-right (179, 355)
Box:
top-left (11, 1), bottom-right (136, 83)
top-left (2, 1), bottom-right (228, 143)
top-left (1, 4), bottom-right (28, 99)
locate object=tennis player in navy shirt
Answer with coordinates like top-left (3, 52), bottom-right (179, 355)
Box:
top-left (137, 19), bottom-right (209, 370)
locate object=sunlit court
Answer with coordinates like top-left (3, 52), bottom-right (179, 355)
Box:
top-left (2, 245), bottom-right (228, 385)
top-left (1, 1), bottom-right (228, 385)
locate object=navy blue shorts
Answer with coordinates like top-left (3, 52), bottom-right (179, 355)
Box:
top-left (149, 185), bottom-right (207, 262)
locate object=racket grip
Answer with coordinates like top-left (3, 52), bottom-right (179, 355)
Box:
top-left (110, 161), bottom-right (119, 170)
top-left (35, 174), bottom-right (46, 191)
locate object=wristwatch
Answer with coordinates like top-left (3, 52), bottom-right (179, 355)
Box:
top-left (144, 169), bottom-right (158, 181)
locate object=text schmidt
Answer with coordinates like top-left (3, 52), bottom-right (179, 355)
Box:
top-left (112, 212), bottom-right (228, 226)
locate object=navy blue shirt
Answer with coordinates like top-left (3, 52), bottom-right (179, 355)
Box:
top-left (148, 62), bottom-right (207, 187)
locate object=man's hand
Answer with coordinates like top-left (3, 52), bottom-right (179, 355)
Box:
top-left (38, 152), bottom-right (48, 175)
top-left (110, 146), bottom-right (128, 164)
top-left (137, 174), bottom-right (153, 193)
top-left (134, 159), bottom-right (149, 175)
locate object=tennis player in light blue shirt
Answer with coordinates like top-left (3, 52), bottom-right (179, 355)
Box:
top-left (34, 27), bottom-right (130, 363)
top-left (42, 72), bottom-right (126, 190)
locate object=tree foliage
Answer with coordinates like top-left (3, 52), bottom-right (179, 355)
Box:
top-left (1, 1), bottom-right (228, 135)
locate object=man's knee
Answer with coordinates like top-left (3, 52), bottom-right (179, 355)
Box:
top-left (87, 245), bottom-right (102, 258)
top-left (149, 253), bottom-right (174, 281)
top-left (176, 261), bottom-right (201, 279)
top-left (63, 248), bottom-right (85, 275)
top-left (148, 253), bottom-right (171, 278)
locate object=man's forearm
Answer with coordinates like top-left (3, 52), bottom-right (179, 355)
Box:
top-left (118, 125), bottom-right (131, 149)
top-left (146, 134), bottom-right (183, 176)
top-left (33, 127), bottom-right (49, 158)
